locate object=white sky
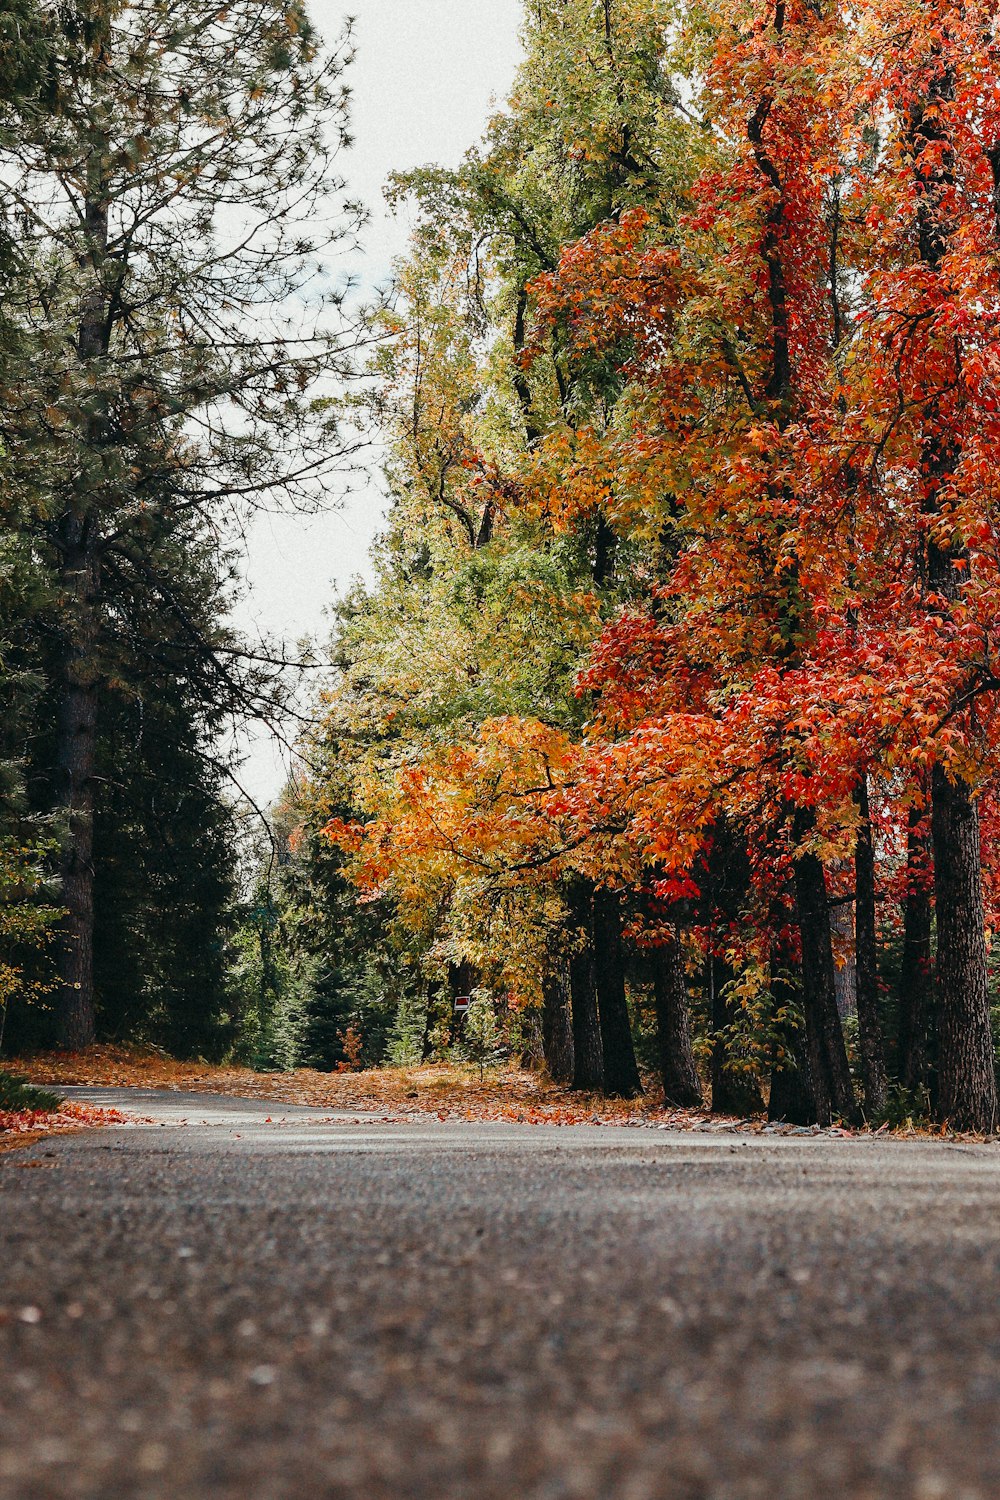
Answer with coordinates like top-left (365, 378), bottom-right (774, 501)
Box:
top-left (233, 1), bottom-right (524, 803)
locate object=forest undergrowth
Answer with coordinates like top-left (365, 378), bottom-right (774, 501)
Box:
top-left (0, 1069), bottom-right (126, 1152)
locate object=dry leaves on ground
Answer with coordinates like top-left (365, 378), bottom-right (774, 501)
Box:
top-left (0, 1101), bottom-right (130, 1153)
top-left (12, 1046), bottom-right (729, 1127)
top-left (6, 1046), bottom-right (973, 1138)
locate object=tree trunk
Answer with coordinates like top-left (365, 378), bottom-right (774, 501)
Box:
top-left (931, 767), bottom-right (998, 1133)
top-left (421, 980), bottom-right (440, 1062)
top-left (768, 1027), bottom-right (817, 1125)
top-left (767, 939), bottom-right (817, 1124)
top-left (898, 803), bottom-right (934, 1101)
top-left (652, 932), bottom-right (701, 1108)
top-left (541, 971), bottom-right (574, 1084)
top-left (793, 808), bottom-right (858, 1125)
top-left (768, 1030), bottom-right (817, 1125)
top-left (54, 529), bottom-right (100, 1050)
top-left (854, 777), bottom-right (888, 1117)
top-left (918, 435), bottom-right (997, 1130)
top-left (512, 286), bottom-right (542, 446)
top-left (702, 820), bottom-right (764, 1116)
top-left (592, 888), bottom-right (642, 1098)
top-left (593, 513), bottom-right (617, 587)
top-left (449, 960), bottom-right (475, 1003)
top-left (567, 885), bottom-right (603, 1092)
top-left (55, 173), bottom-right (110, 1050)
top-left (906, 34), bottom-right (997, 1136)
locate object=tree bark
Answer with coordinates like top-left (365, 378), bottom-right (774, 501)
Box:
top-left (921, 485), bottom-right (997, 1130)
top-left (854, 777), bottom-right (888, 1117)
top-left (447, 960), bottom-right (476, 1049)
top-left (918, 363), bottom-right (995, 1130)
top-left (567, 884), bottom-right (603, 1092)
top-left (54, 528), bottom-right (100, 1050)
top-left (593, 513), bottom-right (617, 587)
top-left (541, 971), bottom-right (574, 1084)
top-left (793, 808), bottom-right (858, 1125)
top-left (54, 159), bottom-right (110, 1048)
top-left (931, 767), bottom-right (998, 1133)
top-left (768, 1028), bottom-right (816, 1125)
top-left (898, 803), bottom-right (934, 1100)
top-left (421, 980), bottom-right (441, 1062)
top-left (701, 822), bottom-right (764, 1116)
top-left (652, 932), bottom-right (702, 1108)
top-left (907, 34), bottom-right (997, 1135)
top-left (592, 888), bottom-right (642, 1098)
top-left (768, 1026), bottom-right (817, 1124)
top-left (512, 286), bottom-right (542, 446)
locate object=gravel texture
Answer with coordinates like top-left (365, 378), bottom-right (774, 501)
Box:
top-left (1, 1087), bottom-right (999, 1500)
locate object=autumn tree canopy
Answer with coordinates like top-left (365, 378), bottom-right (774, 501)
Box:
top-left (300, 0), bottom-right (1000, 1131)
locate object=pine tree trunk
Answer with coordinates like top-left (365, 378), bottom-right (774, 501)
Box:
top-left (854, 777), bottom-right (888, 1117)
top-left (541, 971), bottom-right (574, 1084)
top-left (652, 933), bottom-right (702, 1107)
top-left (54, 528), bottom-right (100, 1050)
top-left (567, 884), bottom-right (603, 1092)
top-left (931, 766), bottom-right (998, 1133)
top-left (898, 803), bottom-right (934, 1100)
top-left (55, 174), bottom-right (110, 1050)
top-left (793, 808), bottom-right (858, 1125)
top-left (592, 888), bottom-right (642, 1098)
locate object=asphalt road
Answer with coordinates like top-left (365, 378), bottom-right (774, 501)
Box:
top-left (2, 1089), bottom-right (999, 1500)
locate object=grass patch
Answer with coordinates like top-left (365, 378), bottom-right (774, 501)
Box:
top-left (0, 1070), bottom-right (63, 1114)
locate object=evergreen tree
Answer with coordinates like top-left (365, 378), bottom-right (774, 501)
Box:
top-left (0, 0), bottom-right (61, 1047)
top-left (0, 0), bottom-right (359, 1046)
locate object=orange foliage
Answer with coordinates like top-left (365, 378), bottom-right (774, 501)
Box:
top-left (327, 0), bottom-right (1000, 983)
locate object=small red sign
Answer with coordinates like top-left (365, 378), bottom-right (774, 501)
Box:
top-left (454, 995), bottom-right (471, 1014)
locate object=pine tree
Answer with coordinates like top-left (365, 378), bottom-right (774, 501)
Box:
top-left (0, 0), bottom-right (360, 1045)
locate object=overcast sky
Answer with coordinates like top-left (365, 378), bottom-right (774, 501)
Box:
top-left (233, 1), bottom-right (524, 802)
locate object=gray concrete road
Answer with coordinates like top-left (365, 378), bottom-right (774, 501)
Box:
top-left (1, 1088), bottom-right (999, 1500)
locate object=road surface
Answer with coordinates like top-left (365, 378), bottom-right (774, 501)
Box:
top-left (2, 1087), bottom-right (999, 1499)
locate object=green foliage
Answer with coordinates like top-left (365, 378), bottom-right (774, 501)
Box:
top-left (386, 990), bottom-right (428, 1068)
top-left (291, 951), bottom-right (346, 1071)
top-left (306, 956), bottom-right (400, 1071)
top-left (227, 764), bottom-right (411, 1073)
top-left (0, 0), bottom-right (360, 1050)
top-left (454, 992), bottom-right (507, 1081)
top-left (0, 547), bottom-right (61, 1037)
top-left (716, 964), bottom-right (801, 1088)
top-left (231, 886), bottom-right (303, 1071)
top-left (880, 1083), bottom-right (933, 1131)
top-left (92, 744), bottom-right (239, 1060)
top-left (0, 832), bottom-right (60, 1027)
top-left (2, 503), bottom-right (245, 1056)
top-left (0, 1070), bottom-right (61, 1113)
